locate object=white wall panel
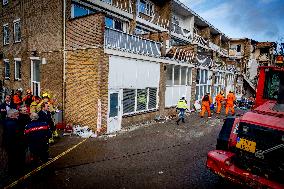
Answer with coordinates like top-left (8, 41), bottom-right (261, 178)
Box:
top-left (109, 56), bottom-right (160, 89)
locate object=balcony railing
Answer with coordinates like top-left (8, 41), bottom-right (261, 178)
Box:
top-left (193, 33), bottom-right (208, 48)
top-left (104, 28), bottom-right (161, 57)
top-left (170, 24), bottom-right (192, 41)
top-left (258, 53), bottom-right (269, 61)
top-left (220, 48), bottom-right (228, 56)
top-left (209, 42), bottom-right (220, 52)
top-left (90, 0), bottom-right (133, 19)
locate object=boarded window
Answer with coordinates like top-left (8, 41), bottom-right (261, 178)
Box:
top-left (137, 89), bottom-right (147, 111)
top-left (148, 88), bottom-right (157, 109)
top-left (123, 89), bottom-right (136, 114)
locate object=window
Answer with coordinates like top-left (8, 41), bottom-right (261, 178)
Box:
top-left (137, 89), bottom-right (147, 111)
top-left (196, 69), bottom-right (212, 100)
top-left (3, 0), bottom-right (8, 5)
top-left (105, 17), bottom-right (123, 31)
top-left (3, 24), bottom-right (9, 45)
top-left (31, 59), bottom-right (41, 96)
top-left (166, 65), bottom-right (173, 86)
top-left (13, 19), bottom-right (21, 42)
top-left (187, 68), bottom-right (192, 85)
top-left (181, 67), bottom-right (187, 85)
top-left (139, 0), bottom-right (154, 16)
top-left (148, 88), bottom-right (157, 109)
top-left (14, 59), bottom-right (21, 80)
top-left (71, 4), bottom-right (94, 18)
top-left (236, 44), bottom-right (241, 52)
top-left (4, 59), bottom-right (10, 79)
top-left (123, 89), bottom-right (136, 114)
top-left (122, 88), bottom-right (158, 114)
top-left (174, 65), bottom-right (180, 85)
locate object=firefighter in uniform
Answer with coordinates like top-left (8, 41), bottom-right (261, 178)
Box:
top-left (201, 92), bottom-right (212, 118)
top-left (215, 91), bottom-right (225, 114)
top-left (176, 96), bottom-right (188, 125)
top-left (225, 90), bottom-right (236, 116)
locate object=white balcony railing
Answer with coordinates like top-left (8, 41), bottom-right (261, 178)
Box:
top-left (104, 28), bottom-right (161, 57)
top-left (90, 0), bottom-right (133, 19)
top-left (220, 48), bottom-right (228, 56)
top-left (193, 33), bottom-right (208, 48)
top-left (209, 42), bottom-right (220, 52)
top-left (170, 24), bottom-right (192, 41)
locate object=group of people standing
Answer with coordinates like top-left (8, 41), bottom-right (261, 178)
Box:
top-left (176, 90), bottom-right (237, 124)
top-left (0, 89), bottom-right (57, 176)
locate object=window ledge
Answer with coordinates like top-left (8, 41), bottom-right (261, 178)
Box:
top-left (5, 78), bottom-right (10, 80)
top-left (14, 40), bottom-right (21, 43)
top-left (14, 78), bottom-right (22, 81)
top-left (122, 108), bottom-right (158, 117)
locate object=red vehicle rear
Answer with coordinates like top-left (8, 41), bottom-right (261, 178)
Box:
top-left (207, 66), bottom-right (284, 189)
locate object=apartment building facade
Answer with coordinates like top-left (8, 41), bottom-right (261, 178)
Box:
top-left (0, 0), bottom-right (236, 133)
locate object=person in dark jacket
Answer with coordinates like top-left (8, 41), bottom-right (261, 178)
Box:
top-left (25, 112), bottom-right (52, 163)
top-left (2, 109), bottom-right (25, 175)
top-left (22, 89), bottom-right (34, 112)
top-left (38, 102), bottom-right (55, 144)
top-left (0, 95), bottom-right (16, 120)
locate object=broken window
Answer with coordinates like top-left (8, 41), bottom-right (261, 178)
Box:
top-left (105, 17), bottom-right (123, 31)
top-left (3, 24), bottom-right (9, 45)
top-left (236, 44), bottom-right (241, 52)
top-left (139, 0), bottom-right (154, 16)
top-left (13, 19), bottom-right (21, 43)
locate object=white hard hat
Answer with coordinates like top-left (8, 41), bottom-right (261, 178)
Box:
top-left (182, 94), bottom-right (186, 98)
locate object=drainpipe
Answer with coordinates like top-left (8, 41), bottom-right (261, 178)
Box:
top-left (63, 0), bottom-right (67, 123)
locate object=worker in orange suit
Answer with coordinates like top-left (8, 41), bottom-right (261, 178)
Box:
top-left (215, 91), bottom-right (224, 114)
top-left (226, 90), bottom-right (236, 116)
top-left (200, 92), bottom-right (212, 118)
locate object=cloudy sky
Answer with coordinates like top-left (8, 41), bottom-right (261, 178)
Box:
top-left (179, 0), bottom-right (284, 42)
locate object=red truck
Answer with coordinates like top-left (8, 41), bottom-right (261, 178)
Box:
top-left (206, 66), bottom-right (284, 188)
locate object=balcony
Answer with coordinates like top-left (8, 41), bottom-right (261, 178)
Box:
top-left (89, 0), bottom-right (133, 19)
top-left (258, 53), bottom-right (269, 61)
top-left (229, 49), bottom-right (243, 59)
top-left (104, 28), bottom-right (162, 57)
top-left (193, 33), bottom-right (208, 49)
top-left (136, 12), bottom-right (169, 32)
top-left (209, 42), bottom-right (229, 57)
top-left (170, 23), bottom-right (192, 42)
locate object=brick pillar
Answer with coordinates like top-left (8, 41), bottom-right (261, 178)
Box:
top-left (190, 68), bottom-right (197, 108)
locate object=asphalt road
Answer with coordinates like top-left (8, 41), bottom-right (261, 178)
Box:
top-left (3, 112), bottom-right (247, 189)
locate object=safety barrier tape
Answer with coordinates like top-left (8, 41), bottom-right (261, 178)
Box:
top-left (4, 137), bottom-right (88, 189)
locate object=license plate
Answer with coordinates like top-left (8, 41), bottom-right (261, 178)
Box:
top-left (236, 138), bottom-right (256, 153)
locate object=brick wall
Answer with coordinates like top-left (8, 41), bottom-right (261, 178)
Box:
top-left (0, 0), bottom-right (63, 103)
top-left (66, 13), bottom-right (108, 132)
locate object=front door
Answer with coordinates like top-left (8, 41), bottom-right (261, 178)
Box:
top-left (31, 58), bottom-right (41, 96)
top-left (107, 90), bottom-right (122, 133)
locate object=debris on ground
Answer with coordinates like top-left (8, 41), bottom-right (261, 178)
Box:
top-left (72, 125), bottom-right (97, 138)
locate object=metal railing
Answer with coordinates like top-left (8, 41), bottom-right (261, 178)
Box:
top-left (193, 33), bottom-right (208, 48)
top-left (104, 28), bottom-right (162, 57)
top-left (209, 42), bottom-right (220, 52)
top-left (170, 24), bottom-right (192, 40)
top-left (100, 0), bottom-right (132, 13)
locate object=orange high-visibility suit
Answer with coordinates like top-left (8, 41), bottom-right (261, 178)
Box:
top-left (215, 93), bottom-right (224, 114)
top-left (226, 92), bottom-right (236, 115)
top-left (201, 94), bottom-right (212, 117)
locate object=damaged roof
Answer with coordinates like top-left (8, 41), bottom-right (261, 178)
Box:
top-left (256, 42), bottom-right (276, 48)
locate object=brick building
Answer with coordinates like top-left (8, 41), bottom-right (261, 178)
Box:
top-left (1, 0), bottom-right (241, 134)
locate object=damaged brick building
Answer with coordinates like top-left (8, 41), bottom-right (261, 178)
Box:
top-left (0, 0), bottom-right (275, 134)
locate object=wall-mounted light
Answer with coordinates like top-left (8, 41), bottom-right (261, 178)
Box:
top-left (31, 50), bottom-right (37, 57)
top-left (42, 58), bottom-right (47, 65)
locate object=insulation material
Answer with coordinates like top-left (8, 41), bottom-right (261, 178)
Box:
top-left (72, 125), bottom-right (97, 138)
